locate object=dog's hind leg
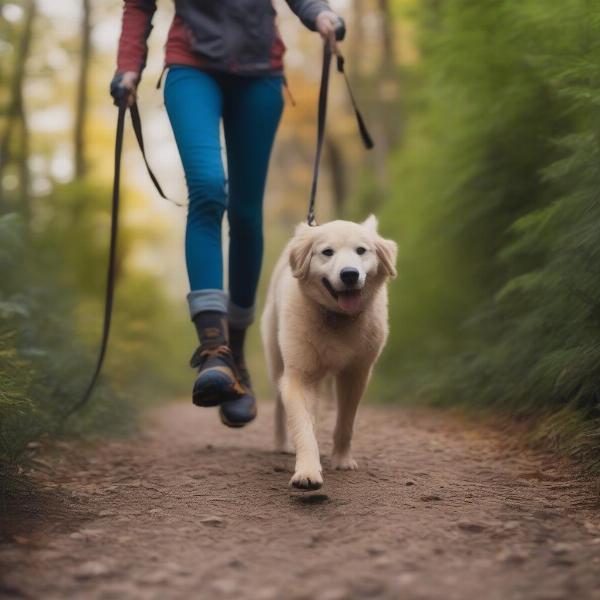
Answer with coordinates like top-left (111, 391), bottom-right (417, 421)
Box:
top-left (280, 373), bottom-right (323, 490)
top-left (261, 303), bottom-right (290, 453)
top-left (332, 365), bottom-right (372, 470)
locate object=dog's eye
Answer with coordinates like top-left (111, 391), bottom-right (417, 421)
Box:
top-left (322, 248), bottom-right (335, 257)
top-left (356, 247), bottom-right (367, 255)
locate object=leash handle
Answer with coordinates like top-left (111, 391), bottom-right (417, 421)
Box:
top-left (306, 43), bottom-right (373, 226)
top-left (110, 75), bottom-right (182, 206)
top-left (336, 55), bottom-right (374, 150)
top-left (130, 103), bottom-right (183, 207)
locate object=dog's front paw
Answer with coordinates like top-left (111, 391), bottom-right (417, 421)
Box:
top-left (289, 467), bottom-right (323, 490)
top-left (331, 453), bottom-right (358, 470)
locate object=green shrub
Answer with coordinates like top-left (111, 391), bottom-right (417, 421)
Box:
top-left (376, 0), bottom-right (600, 468)
top-left (0, 179), bottom-right (192, 483)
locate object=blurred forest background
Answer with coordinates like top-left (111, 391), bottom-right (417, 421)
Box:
top-left (1, 0), bottom-right (600, 487)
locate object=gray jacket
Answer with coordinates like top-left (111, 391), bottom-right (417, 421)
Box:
top-left (175, 0), bottom-right (331, 73)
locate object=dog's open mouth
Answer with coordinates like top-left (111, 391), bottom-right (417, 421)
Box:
top-left (322, 278), bottom-right (363, 314)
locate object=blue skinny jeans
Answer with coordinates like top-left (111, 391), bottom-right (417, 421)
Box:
top-left (164, 66), bottom-right (284, 327)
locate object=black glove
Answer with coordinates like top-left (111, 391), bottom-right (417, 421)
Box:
top-left (110, 73), bottom-right (137, 107)
top-left (334, 17), bottom-right (346, 41)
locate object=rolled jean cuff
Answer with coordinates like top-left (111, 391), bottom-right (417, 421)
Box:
top-left (187, 289), bottom-right (228, 319)
top-left (228, 301), bottom-right (256, 329)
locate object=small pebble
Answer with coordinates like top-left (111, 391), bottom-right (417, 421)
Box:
top-left (497, 548), bottom-right (529, 565)
top-left (75, 561), bottom-right (112, 580)
top-left (457, 521), bottom-right (486, 533)
top-left (200, 515), bottom-right (224, 527)
top-left (551, 542), bottom-right (573, 555)
top-left (367, 546), bottom-right (386, 557)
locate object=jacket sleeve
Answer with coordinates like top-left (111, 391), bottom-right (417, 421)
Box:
top-left (285, 0), bottom-right (332, 31)
top-left (116, 0), bottom-right (157, 74)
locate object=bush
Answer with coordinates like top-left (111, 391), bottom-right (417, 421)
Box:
top-left (0, 179), bottom-right (192, 483)
top-left (376, 0), bottom-right (600, 468)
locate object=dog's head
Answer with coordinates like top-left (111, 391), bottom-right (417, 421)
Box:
top-left (289, 215), bottom-right (397, 315)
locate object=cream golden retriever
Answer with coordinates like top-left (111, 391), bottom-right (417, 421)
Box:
top-left (261, 216), bottom-right (397, 490)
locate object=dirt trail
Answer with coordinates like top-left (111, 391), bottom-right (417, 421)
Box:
top-left (2, 401), bottom-right (600, 600)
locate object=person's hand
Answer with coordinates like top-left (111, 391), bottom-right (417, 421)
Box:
top-left (316, 11), bottom-right (343, 53)
top-left (110, 71), bottom-right (139, 107)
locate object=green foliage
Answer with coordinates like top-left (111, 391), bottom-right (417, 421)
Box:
top-left (377, 0), bottom-right (600, 467)
top-left (0, 180), bottom-right (192, 481)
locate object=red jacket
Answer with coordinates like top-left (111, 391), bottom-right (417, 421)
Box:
top-left (117, 0), bottom-right (330, 76)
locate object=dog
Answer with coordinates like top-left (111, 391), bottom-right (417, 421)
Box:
top-left (261, 215), bottom-right (397, 490)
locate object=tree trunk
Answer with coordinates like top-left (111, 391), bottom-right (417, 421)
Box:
top-left (0, 0), bottom-right (36, 222)
top-left (378, 0), bottom-right (395, 72)
top-left (372, 0), bottom-right (402, 204)
top-left (0, 0), bottom-right (36, 179)
top-left (74, 0), bottom-right (92, 179)
top-left (350, 0), bottom-right (365, 71)
top-left (17, 94), bottom-right (31, 221)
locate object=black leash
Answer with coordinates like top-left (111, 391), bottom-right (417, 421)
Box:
top-left (129, 103), bottom-right (183, 206)
top-left (306, 40), bottom-right (373, 226)
top-left (66, 101), bottom-right (170, 417)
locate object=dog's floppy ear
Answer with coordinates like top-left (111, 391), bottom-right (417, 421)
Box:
top-left (363, 215), bottom-right (397, 278)
top-left (375, 236), bottom-right (398, 278)
top-left (289, 223), bottom-right (314, 279)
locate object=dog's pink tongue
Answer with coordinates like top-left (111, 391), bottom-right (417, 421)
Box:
top-left (337, 290), bottom-right (362, 314)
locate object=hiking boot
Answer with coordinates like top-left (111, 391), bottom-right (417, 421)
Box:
top-left (191, 310), bottom-right (244, 407)
top-left (190, 345), bottom-right (245, 407)
top-left (219, 364), bottom-right (257, 427)
top-left (219, 325), bottom-right (257, 427)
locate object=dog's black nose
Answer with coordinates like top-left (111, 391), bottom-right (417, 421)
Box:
top-left (340, 267), bottom-right (359, 285)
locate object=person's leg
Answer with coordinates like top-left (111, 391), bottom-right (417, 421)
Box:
top-left (223, 74), bottom-right (284, 329)
top-left (164, 67), bottom-right (241, 407)
top-left (164, 66), bottom-right (227, 314)
top-left (219, 75), bottom-right (284, 425)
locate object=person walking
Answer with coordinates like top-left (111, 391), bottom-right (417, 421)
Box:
top-left (111, 1), bottom-right (343, 428)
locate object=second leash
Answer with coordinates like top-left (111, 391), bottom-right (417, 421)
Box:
top-left (306, 43), bottom-right (374, 226)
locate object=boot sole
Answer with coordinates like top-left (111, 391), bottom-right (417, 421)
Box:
top-left (219, 405), bottom-right (257, 428)
top-left (192, 372), bottom-right (243, 408)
